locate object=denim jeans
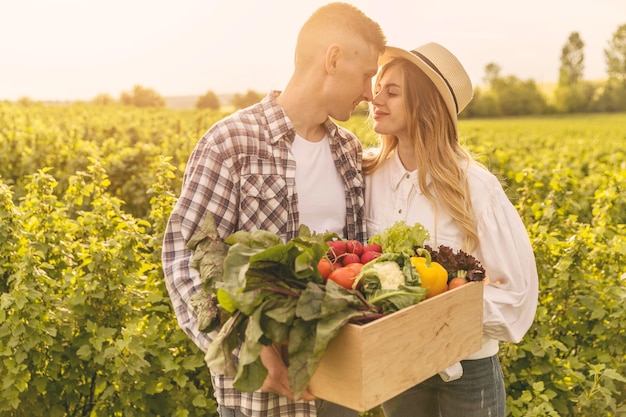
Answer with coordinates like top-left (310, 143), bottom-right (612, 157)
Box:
top-left (381, 355), bottom-right (505, 417)
top-left (315, 399), bottom-right (359, 417)
top-left (218, 400), bottom-right (358, 417)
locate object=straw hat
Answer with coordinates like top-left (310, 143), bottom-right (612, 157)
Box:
top-left (379, 42), bottom-right (473, 136)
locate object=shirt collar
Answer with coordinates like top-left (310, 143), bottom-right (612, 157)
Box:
top-left (322, 119), bottom-right (352, 143)
top-left (262, 91), bottom-right (296, 145)
top-left (389, 151), bottom-right (434, 192)
top-left (262, 90), bottom-right (350, 145)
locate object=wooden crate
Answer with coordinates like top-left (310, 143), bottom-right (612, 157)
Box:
top-left (308, 281), bottom-right (483, 412)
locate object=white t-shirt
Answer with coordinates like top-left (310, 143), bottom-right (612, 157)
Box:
top-left (291, 133), bottom-right (346, 236)
top-left (364, 151), bottom-right (538, 360)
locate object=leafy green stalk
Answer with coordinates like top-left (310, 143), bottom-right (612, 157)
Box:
top-left (196, 226), bottom-right (382, 400)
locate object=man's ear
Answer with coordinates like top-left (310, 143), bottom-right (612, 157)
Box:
top-left (325, 44), bottom-right (342, 75)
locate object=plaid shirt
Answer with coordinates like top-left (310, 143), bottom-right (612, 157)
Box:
top-left (162, 91), bottom-right (366, 416)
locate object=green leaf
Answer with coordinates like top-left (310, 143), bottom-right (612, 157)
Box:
top-left (204, 312), bottom-right (247, 376)
top-left (602, 368), bottom-right (626, 383)
top-left (295, 282), bottom-right (325, 321)
top-left (216, 288), bottom-right (236, 313)
top-left (232, 305), bottom-right (268, 391)
top-left (76, 344), bottom-right (92, 360)
top-left (233, 357), bottom-right (267, 393)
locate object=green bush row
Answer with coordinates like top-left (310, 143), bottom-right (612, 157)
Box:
top-left (1, 103), bottom-right (625, 415)
top-left (0, 160), bottom-right (215, 416)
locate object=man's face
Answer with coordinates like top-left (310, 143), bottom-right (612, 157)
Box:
top-left (327, 42), bottom-right (380, 122)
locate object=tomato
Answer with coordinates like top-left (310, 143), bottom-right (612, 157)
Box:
top-left (448, 277), bottom-right (468, 290)
top-left (317, 258), bottom-right (333, 280)
top-left (345, 262), bottom-right (363, 274)
top-left (327, 267), bottom-right (357, 289)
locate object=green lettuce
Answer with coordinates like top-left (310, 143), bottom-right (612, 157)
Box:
top-left (368, 220), bottom-right (429, 256)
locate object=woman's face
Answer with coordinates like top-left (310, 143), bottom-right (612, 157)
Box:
top-left (371, 64), bottom-right (408, 139)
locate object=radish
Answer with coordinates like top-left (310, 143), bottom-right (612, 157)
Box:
top-left (346, 240), bottom-right (364, 256)
top-left (342, 253), bottom-right (361, 265)
top-left (360, 251), bottom-right (382, 264)
top-left (327, 240), bottom-right (346, 261)
top-left (363, 243), bottom-right (382, 254)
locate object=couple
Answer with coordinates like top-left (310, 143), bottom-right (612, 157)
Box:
top-left (162, 2), bottom-right (538, 417)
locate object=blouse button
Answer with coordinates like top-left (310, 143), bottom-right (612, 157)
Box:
top-left (406, 174), bottom-right (410, 179)
top-left (398, 209), bottom-right (402, 214)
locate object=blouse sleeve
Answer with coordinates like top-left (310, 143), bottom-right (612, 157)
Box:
top-left (474, 174), bottom-right (539, 344)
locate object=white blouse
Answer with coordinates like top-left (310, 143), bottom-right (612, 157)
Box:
top-left (364, 151), bottom-right (538, 360)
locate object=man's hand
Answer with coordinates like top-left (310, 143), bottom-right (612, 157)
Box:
top-left (259, 343), bottom-right (315, 401)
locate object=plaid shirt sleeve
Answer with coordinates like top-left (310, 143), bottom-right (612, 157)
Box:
top-left (162, 126), bottom-right (240, 353)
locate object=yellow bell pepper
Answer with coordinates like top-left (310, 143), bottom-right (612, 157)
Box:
top-left (410, 248), bottom-right (449, 298)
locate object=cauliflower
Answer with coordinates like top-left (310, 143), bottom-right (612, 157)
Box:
top-left (354, 252), bottom-right (428, 314)
top-left (364, 261), bottom-right (405, 290)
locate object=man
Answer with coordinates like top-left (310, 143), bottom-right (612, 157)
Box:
top-left (162, 3), bottom-right (386, 416)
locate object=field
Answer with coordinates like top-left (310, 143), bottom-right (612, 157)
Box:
top-left (0, 102), bottom-right (625, 416)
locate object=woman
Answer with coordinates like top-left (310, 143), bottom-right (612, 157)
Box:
top-left (363, 42), bottom-right (538, 417)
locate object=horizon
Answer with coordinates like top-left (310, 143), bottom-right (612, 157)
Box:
top-left (1, 0), bottom-right (624, 102)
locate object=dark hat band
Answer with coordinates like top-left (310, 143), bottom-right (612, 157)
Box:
top-left (410, 49), bottom-right (459, 113)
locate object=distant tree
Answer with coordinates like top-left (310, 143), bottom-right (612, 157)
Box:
top-left (475, 63), bottom-right (547, 116)
top-left (464, 88), bottom-right (499, 118)
top-left (494, 76), bottom-right (548, 116)
top-left (593, 82), bottom-right (626, 112)
top-left (92, 93), bottom-right (116, 105)
top-left (554, 32), bottom-right (595, 113)
top-left (605, 23), bottom-right (626, 83)
top-left (483, 63), bottom-right (501, 87)
top-left (120, 85), bottom-right (165, 108)
top-left (196, 90), bottom-right (220, 110)
top-left (231, 90), bottom-right (264, 109)
top-left (554, 82), bottom-right (596, 113)
top-left (597, 23), bottom-right (626, 111)
top-left (559, 32), bottom-right (585, 85)
top-left (468, 63), bottom-right (505, 116)
top-left (17, 96), bottom-right (36, 106)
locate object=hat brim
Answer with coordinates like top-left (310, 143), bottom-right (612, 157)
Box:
top-left (378, 46), bottom-right (458, 135)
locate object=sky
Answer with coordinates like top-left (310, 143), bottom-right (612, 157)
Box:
top-left (1, 0), bottom-right (624, 101)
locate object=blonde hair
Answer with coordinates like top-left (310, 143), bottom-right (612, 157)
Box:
top-left (363, 58), bottom-right (479, 252)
